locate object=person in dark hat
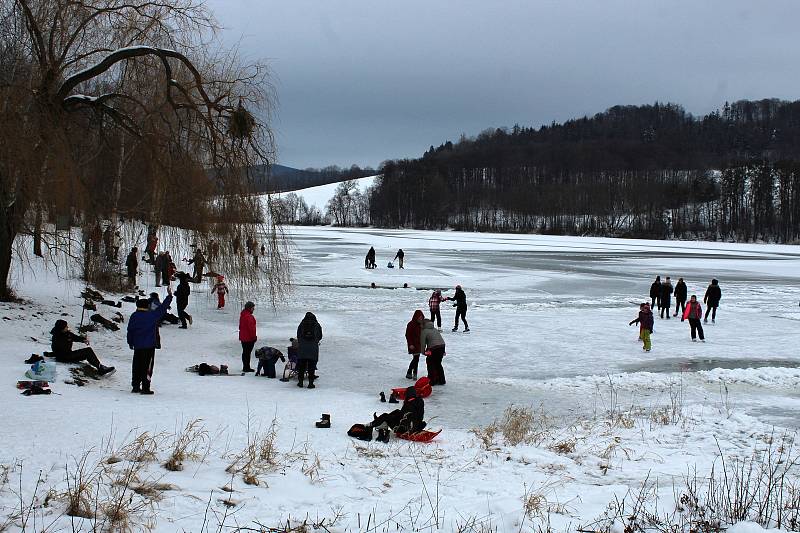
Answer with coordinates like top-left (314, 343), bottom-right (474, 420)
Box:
top-left (127, 286), bottom-right (172, 394)
top-left (50, 320), bottom-right (115, 375)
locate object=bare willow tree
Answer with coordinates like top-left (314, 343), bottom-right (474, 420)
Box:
top-left (0, 0), bottom-right (289, 303)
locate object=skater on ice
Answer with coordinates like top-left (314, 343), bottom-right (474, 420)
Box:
top-left (649, 275), bottom-right (661, 310)
top-left (428, 289), bottom-right (445, 330)
top-left (394, 248), bottom-right (405, 269)
top-left (451, 285), bottom-right (469, 332)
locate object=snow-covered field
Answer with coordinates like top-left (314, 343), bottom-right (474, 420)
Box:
top-left (2, 226), bottom-right (800, 532)
top-left (278, 175), bottom-right (376, 210)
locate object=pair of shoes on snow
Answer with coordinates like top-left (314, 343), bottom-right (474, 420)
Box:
top-left (376, 428), bottom-right (390, 443)
top-left (132, 387), bottom-right (153, 394)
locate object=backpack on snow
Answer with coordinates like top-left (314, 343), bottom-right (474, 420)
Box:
top-left (347, 423), bottom-right (373, 442)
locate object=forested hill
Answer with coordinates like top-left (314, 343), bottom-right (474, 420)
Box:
top-left (370, 99), bottom-right (800, 243)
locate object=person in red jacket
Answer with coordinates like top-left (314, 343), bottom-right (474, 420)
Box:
top-left (239, 301), bottom-right (257, 372)
top-left (427, 290), bottom-right (445, 330)
top-left (682, 295), bottom-right (705, 342)
top-left (211, 275), bottom-right (229, 309)
top-left (405, 310), bottom-right (425, 379)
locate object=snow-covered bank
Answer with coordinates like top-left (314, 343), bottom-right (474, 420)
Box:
top-left (2, 227), bottom-right (800, 531)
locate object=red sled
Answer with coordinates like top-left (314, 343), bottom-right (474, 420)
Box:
top-left (391, 376), bottom-right (432, 401)
top-left (396, 429), bottom-right (441, 442)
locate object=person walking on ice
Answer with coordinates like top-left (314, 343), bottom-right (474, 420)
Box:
top-left (629, 302), bottom-right (654, 352)
top-left (673, 277), bottom-right (687, 317)
top-left (649, 275), bottom-right (661, 310)
top-left (428, 289), bottom-right (445, 330)
top-left (659, 276), bottom-right (673, 319)
top-left (703, 279), bottom-right (722, 323)
top-left (682, 295), bottom-right (706, 342)
top-left (296, 312), bottom-right (323, 388)
top-left (394, 249), bottom-right (405, 269)
top-left (405, 310), bottom-right (424, 379)
top-left (451, 285), bottom-right (469, 332)
top-left (175, 273), bottom-right (193, 329)
top-left (211, 275), bottom-right (229, 309)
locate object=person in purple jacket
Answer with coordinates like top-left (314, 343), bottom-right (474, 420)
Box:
top-left (127, 286), bottom-right (172, 395)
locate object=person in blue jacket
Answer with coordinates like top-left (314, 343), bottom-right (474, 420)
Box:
top-left (127, 286), bottom-right (172, 395)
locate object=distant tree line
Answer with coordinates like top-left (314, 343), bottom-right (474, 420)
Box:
top-left (369, 99), bottom-right (800, 242)
top-left (272, 180), bottom-right (372, 226)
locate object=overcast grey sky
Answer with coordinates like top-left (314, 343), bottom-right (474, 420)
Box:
top-left (207, 0), bottom-right (800, 169)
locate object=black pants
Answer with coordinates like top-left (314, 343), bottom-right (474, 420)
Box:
top-left (705, 306), bottom-right (718, 321)
top-left (132, 348), bottom-right (155, 391)
top-left (373, 409), bottom-right (403, 429)
top-left (178, 305), bottom-right (191, 327)
top-left (674, 299), bottom-right (686, 315)
top-left (146, 250), bottom-right (155, 264)
top-left (430, 308), bottom-right (441, 328)
top-left (297, 359), bottom-right (317, 384)
top-left (660, 301), bottom-right (671, 318)
top-left (161, 270), bottom-right (170, 286)
top-left (651, 297), bottom-right (659, 309)
top-left (426, 346), bottom-right (446, 385)
top-left (407, 353), bottom-right (420, 376)
top-left (454, 306), bottom-right (468, 329)
top-left (127, 268), bottom-right (136, 286)
top-left (241, 341), bottom-right (255, 370)
top-left (56, 347), bottom-right (101, 369)
top-left (688, 318), bottom-right (705, 340)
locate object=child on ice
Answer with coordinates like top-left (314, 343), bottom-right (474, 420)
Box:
top-left (255, 346), bottom-right (286, 378)
top-left (629, 302), bottom-right (654, 351)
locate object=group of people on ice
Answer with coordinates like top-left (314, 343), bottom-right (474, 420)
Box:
top-left (632, 276), bottom-right (723, 351)
top-left (364, 246), bottom-right (406, 269)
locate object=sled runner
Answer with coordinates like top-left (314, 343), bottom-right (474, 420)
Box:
top-left (391, 376), bottom-right (432, 401)
top-left (396, 429), bottom-right (441, 442)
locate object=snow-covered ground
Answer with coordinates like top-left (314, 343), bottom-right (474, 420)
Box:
top-left (2, 227), bottom-right (800, 532)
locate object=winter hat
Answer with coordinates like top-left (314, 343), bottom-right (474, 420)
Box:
top-left (455, 285), bottom-right (462, 290)
top-left (217, 275), bottom-right (224, 281)
top-left (50, 319), bottom-right (68, 335)
top-left (244, 301), bottom-right (255, 310)
top-left (136, 299), bottom-right (151, 310)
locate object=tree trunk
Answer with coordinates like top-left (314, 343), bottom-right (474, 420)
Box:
top-left (33, 204), bottom-right (43, 256)
top-left (0, 209), bottom-right (18, 300)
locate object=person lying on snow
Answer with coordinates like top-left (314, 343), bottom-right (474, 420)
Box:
top-left (371, 385), bottom-right (426, 434)
top-left (50, 319), bottom-right (115, 375)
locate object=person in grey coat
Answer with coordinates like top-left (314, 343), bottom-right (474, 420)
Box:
top-left (420, 318), bottom-right (446, 385)
top-left (296, 312), bottom-right (323, 388)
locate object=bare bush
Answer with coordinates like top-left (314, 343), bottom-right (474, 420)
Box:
top-left (164, 419), bottom-right (208, 472)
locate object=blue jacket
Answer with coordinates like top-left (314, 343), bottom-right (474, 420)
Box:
top-left (127, 295), bottom-right (173, 349)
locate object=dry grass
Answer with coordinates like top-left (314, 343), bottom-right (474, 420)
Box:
top-left (64, 452), bottom-right (99, 519)
top-left (118, 431), bottom-right (163, 464)
top-left (164, 419), bottom-right (209, 471)
top-left (473, 405), bottom-right (554, 449)
top-left (225, 417), bottom-right (280, 486)
top-left (550, 438), bottom-right (577, 455)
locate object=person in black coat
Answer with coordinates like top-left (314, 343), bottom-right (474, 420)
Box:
top-left (175, 273), bottom-right (193, 329)
top-left (125, 247), bottom-right (138, 288)
top-left (659, 277), bottom-right (673, 319)
top-left (296, 312), bottom-right (323, 388)
top-left (371, 386), bottom-right (425, 433)
top-left (451, 285), bottom-right (469, 332)
top-left (673, 277), bottom-right (688, 317)
top-left (703, 279), bottom-right (722, 323)
top-left (649, 276), bottom-right (661, 309)
top-left (50, 320), bottom-right (114, 375)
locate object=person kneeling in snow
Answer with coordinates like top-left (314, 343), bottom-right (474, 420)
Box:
top-left (50, 320), bottom-right (115, 375)
top-left (371, 386), bottom-right (426, 441)
top-left (255, 346), bottom-right (285, 378)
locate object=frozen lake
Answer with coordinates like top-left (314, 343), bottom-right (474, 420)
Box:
top-left (282, 227), bottom-right (800, 428)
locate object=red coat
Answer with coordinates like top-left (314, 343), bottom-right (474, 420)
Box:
top-left (405, 310), bottom-right (425, 354)
top-left (239, 309), bottom-right (257, 342)
top-left (683, 301), bottom-right (703, 320)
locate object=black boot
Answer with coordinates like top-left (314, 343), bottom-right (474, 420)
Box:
top-left (406, 369), bottom-right (413, 380)
top-left (389, 392), bottom-right (398, 404)
top-left (315, 413), bottom-right (330, 428)
top-left (379, 392), bottom-right (386, 402)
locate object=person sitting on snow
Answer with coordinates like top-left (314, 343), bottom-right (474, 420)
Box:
top-left (371, 386), bottom-right (426, 438)
top-left (50, 319), bottom-right (115, 375)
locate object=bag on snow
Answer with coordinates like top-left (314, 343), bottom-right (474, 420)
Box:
top-left (347, 423), bottom-right (373, 442)
top-left (25, 361), bottom-right (57, 382)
